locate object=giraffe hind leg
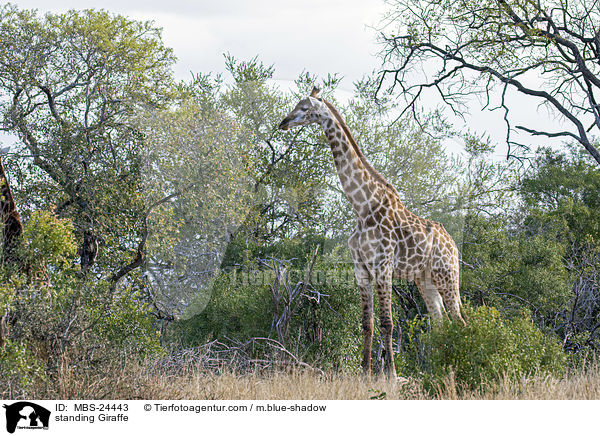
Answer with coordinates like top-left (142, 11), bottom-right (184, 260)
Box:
top-left (431, 270), bottom-right (466, 325)
top-left (440, 280), bottom-right (466, 325)
top-left (414, 275), bottom-right (445, 321)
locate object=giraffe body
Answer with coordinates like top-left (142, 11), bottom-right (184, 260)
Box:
top-left (279, 87), bottom-right (464, 376)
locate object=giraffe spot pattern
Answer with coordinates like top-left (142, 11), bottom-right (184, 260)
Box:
top-left (279, 91), bottom-right (465, 376)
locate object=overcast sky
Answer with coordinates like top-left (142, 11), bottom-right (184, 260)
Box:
top-left (8, 0), bottom-right (387, 90)
top-left (4, 0), bottom-right (567, 156)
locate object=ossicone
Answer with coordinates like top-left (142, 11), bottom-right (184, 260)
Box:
top-left (310, 86), bottom-right (320, 98)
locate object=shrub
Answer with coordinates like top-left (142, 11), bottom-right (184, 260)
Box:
top-left (399, 305), bottom-right (567, 392)
top-left (0, 339), bottom-right (45, 397)
top-left (287, 251), bottom-right (361, 370)
top-left (175, 269), bottom-right (274, 344)
top-left (1, 211), bottom-right (162, 397)
top-left (23, 210), bottom-right (78, 270)
top-left (460, 214), bottom-right (571, 318)
top-left (173, 245), bottom-right (362, 371)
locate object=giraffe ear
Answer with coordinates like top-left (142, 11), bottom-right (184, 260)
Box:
top-left (310, 86), bottom-right (320, 98)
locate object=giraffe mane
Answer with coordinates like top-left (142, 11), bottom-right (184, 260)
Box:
top-left (321, 99), bottom-right (399, 195)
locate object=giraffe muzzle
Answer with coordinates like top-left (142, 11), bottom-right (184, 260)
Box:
top-left (278, 118), bottom-right (291, 130)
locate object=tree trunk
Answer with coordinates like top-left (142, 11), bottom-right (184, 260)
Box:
top-left (80, 229), bottom-right (98, 271)
top-left (0, 155), bottom-right (24, 265)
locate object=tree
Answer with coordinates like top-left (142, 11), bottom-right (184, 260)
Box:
top-left (0, 210), bottom-right (161, 385)
top-left (378, 0), bottom-right (600, 165)
top-left (459, 147), bottom-right (600, 353)
top-left (0, 5), bottom-right (175, 280)
top-left (520, 148), bottom-right (600, 243)
top-left (519, 148), bottom-right (600, 351)
top-left (220, 61), bottom-right (336, 243)
top-left (460, 212), bottom-right (571, 319)
top-left (137, 75), bottom-right (256, 318)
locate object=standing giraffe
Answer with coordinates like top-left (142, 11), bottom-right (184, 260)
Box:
top-left (279, 87), bottom-right (465, 377)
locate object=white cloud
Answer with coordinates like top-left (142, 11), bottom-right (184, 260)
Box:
top-left (10, 0), bottom-right (388, 91)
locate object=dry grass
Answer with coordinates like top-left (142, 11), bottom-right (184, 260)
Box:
top-left (16, 358), bottom-right (600, 400)
top-left (463, 368), bottom-right (600, 400)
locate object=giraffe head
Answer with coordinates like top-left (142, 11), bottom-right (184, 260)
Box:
top-left (279, 86), bottom-right (329, 130)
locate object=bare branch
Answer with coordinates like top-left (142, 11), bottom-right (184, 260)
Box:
top-left (378, 0), bottom-right (600, 164)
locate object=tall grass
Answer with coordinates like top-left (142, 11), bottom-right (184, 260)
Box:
top-left (8, 357), bottom-right (600, 400)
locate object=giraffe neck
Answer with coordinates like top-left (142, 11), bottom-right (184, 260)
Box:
top-left (319, 102), bottom-right (392, 217)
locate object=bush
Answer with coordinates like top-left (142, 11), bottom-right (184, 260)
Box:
top-left (175, 270), bottom-right (274, 343)
top-left (1, 212), bottom-right (162, 397)
top-left (173, 245), bottom-right (361, 371)
top-left (287, 251), bottom-right (361, 370)
top-left (23, 210), bottom-right (78, 269)
top-left (399, 305), bottom-right (567, 392)
top-left (460, 214), bottom-right (571, 318)
top-left (0, 339), bottom-right (45, 397)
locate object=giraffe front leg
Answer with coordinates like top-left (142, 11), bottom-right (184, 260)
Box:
top-left (349, 231), bottom-right (373, 375)
top-left (376, 267), bottom-right (396, 378)
top-left (353, 262), bottom-right (373, 375)
top-left (359, 285), bottom-right (374, 375)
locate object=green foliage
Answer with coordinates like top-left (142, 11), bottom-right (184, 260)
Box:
top-left (0, 4), bottom-right (176, 274)
top-left (12, 272), bottom-right (161, 358)
top-left (3, 2), bottom-right (600, 392)
top-left (176, 270), bottom-right (273, 343)
top-left (516, 148), bottom-right (600, 352)
top-left (221, 231), bottom-right (333, 270)
top-left (1, 210), bottom-right (162, 396)
top-left (399, 306), bottom-right (567, 392)
top-left (23, 210), bottom-right (77, 269)
top-left (457, 147), bottom-right (600, 356)
top-left (0, 339), bottom-right (45, 394)
top-left (461, 214), bottom-right (571, 318)
top-left (139, 89), bottom-right (256, 316)
top-left (520, 148), bottom-right (600, 245)
top-left (287, 251), bottom-right (361, 370)
top-left (90, 285), bottom-right (163, 358)
top-left (219, 60), bottom-right (335, 241)
top-left (174, 245), bottom-right (361, 371)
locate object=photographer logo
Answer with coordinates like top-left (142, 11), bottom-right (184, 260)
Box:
top-left (3, 402), bottom-right (50, 433)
